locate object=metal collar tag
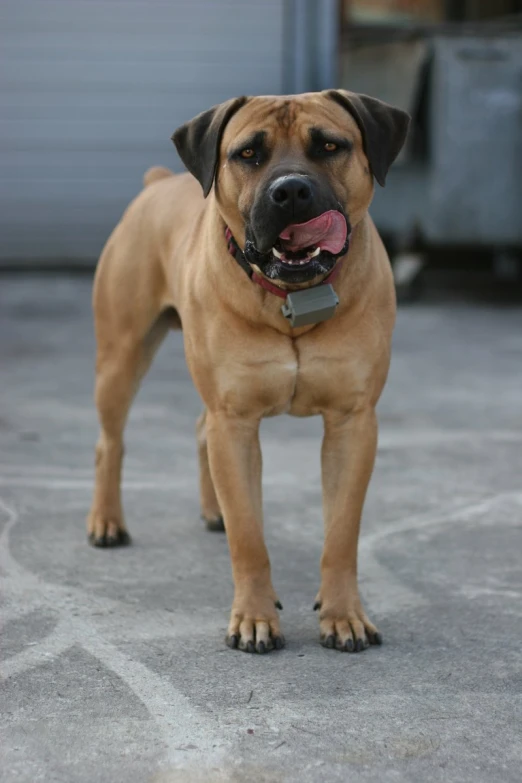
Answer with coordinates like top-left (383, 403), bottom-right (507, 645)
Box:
top-left (281, 284), bottom-right (339, 327)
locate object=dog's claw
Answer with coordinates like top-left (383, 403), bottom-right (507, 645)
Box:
top-left (107, 530), bottom-right (131, 547)
top-left (322, 634), bottom-right (336, 649)
top-left (313, 601), bottom-right (321, 611)
top-left (324, 631), bottom-right (380, 652)
top-left (226, 634), bottom-right (239, 649)
top-left (227, 633), bottom-right (284, 653)
top-left (275, 600), bottom-right (283, 610)
top-left (368, 631), bottom-right (383, 646)
top-left (88, 529), bottom-right (131, 548)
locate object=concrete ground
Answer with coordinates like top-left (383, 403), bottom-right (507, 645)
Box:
top-left (1, 274), bottom-right (521, 783)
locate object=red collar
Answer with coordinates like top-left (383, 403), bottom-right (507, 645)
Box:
top-left (225, 226), bottom-right (342, 299)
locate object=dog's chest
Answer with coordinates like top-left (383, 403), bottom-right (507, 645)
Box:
top-left (215, 352), bottom-right (299, 417)
top-left (290, 351), bottom-right (367, 416)
top-left (215, 345), bottom-right (367, 418)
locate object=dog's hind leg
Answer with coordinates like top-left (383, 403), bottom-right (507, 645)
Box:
top-left (87, 243), bottom-right (173, 547)
top-left (196, 404), bottom-right (264, 535)
top-left (196, 408), bottom-right (225, 532)
top-left (87, 316), bottom-right (169, 547)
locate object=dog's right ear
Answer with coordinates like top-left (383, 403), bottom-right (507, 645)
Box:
top-left (324, 90), bottom-right (410, 187)
top-left (172, 97), bottom-right (248, 198)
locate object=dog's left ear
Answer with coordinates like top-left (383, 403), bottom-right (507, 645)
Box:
top-left (172, 96), bottom-right (248, 197)
top-left (324, 90), bottom-right (410, 187)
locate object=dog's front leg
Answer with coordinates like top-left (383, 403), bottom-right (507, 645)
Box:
top-left (206, 412), bottom-right (284, 653)
top-left (316, 407), bottom-right (383, 652)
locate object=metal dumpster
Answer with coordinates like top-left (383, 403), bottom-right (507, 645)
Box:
top-left (367, 33), bottom-right (522, 249)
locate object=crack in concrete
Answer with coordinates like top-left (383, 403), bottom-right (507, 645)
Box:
top-left (0, 496), bottom-right (228, 768)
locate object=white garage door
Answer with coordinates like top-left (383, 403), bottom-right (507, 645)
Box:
top-left (0, 0), bottom-right (288, 265)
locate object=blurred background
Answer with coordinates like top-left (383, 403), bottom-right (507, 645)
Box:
top-left (0, 0), bottom-right (521, 298)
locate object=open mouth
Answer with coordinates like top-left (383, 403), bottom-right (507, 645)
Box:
top-left (269, 210), bottom-right (348, 270)
top-left (244, 209), bottom-right (350, 284)
top-left (272, 241), bottom-right (322, 267)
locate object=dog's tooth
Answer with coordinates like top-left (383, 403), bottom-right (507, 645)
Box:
top-left (272, 246), bottom-right (283, 259)
top-left (311, 246), bottom-right (321, 257)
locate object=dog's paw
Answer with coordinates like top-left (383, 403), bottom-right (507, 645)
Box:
top-left (226, 591), bottom-right (285, 654)
top-left (314, 591), bottom-right (382, 652)
top-left (202, 514), bottom-right (226, 533)
top-left (87, 511), bottom-right (131, 548)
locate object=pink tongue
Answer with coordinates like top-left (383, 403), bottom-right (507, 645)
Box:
top-left (279, 210), bottom-right (347, 254)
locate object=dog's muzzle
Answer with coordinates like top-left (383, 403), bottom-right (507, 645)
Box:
top-left (225, 215), bottom-right (350, 327)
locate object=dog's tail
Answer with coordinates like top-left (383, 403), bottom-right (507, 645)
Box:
top-left (143, 166), bottom-right (174, 188)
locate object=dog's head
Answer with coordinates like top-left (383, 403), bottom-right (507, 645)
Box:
top-left (173, 91), bottom-right (409, 285)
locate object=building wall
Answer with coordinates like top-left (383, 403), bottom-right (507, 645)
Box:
top-left (0, 0), bottom-right (288, 265)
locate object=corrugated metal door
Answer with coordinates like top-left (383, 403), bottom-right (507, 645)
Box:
top-left (0, 0), bottom-right (287, 265)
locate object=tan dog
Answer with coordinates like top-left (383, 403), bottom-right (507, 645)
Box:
top-left (88, 91), bottom-right (409, 654)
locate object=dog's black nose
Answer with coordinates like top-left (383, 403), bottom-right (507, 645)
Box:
top-left (268, 175), bottom-right (314, 214)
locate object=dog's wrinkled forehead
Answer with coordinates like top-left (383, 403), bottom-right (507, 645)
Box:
top-left (221, 94), bottom-right (361, 153)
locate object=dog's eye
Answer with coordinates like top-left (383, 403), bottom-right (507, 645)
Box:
top-left (308, 130), bottom-right (351, 161)
top-left (232, 141), bottom-right (267, 167)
